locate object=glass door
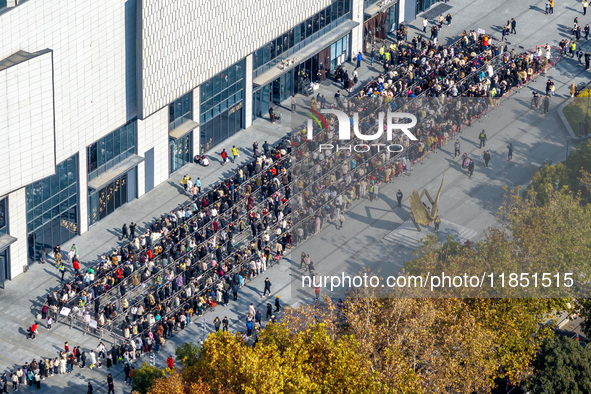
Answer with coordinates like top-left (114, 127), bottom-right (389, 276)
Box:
top-left (0, 248), bottom-right (8, 289)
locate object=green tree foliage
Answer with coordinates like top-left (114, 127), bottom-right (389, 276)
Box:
top-left (132, 363), bottom-right (166, 394)
top-left (524, 162), bottom-right (569, 205)
top-left (527, 335), bottom-right (591, 393)
top-left (175, 342), bottom-right (200, 368)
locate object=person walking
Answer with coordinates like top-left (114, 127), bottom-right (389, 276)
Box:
top-left (290, 95), bottom-right (297, 112)
top-left (550, 0), bottom-right (554, 15)
top-left (106, 373), bottom-right (114, 394)
top-left (129, 222), bottom-right (136, 239)
top-left (543, 94), bottom-right (550, 114)
top-left (422, 17), bottom-right (428, 33)
top-left (396, 190), bottom-right (403, 208)
top-left (121, 223), bottom-right (128, 240)
top-left (262, 277), bottom-right (272, 296)
top-left (478, 129), bottom-right (487, 148)
top-left (510, 18), bottom-right (516, 34)
top-left (483, 150), bottom-right (491, 168)
top-left (220, 149), bottom-right (228, 165)
top-left (266, 303), bottom-right (273, 319)
top-left (231, 146), bottom-right (239, 163)
top-left (454, 139), bottom-right (461, 157)
top-left (222, 316), bottom-right (229, 332)
top-left (468, 159), bottom-right (475, 179)
top-left (507, 143), bottom-right (514, 161)
top-left (586, 51), bottom-right (591, 69)
top-left (584, 0), bottom-right (588, 15)
top-left (338, 212), bottom-right (345, 229)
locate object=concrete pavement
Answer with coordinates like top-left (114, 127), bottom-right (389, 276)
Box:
top-left (1, 0), bottom-right (589, 391)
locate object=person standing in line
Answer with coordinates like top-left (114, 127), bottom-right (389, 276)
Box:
top-left (290, 95), bottom-right (297, 112)
top-left (274, 296), bottom-right (281, 313)
top-left (584, 0), bottom-right (588, 15)
top-left (396, 190), bottom-right (403, 208)
top-left (338, 212), bottom-right (345, 229)
top-left (434, 216), bottom-right (441, 232)
top-left (262, 277), bottom-right (272, 296)
top-left (510, 18), bottom-right (516, 34)
top-left (507, 143), bottom-right (514, 161)
top-left (454, 139), bottom-right (461, 157)
top-left (422, 17), bottom-right (428, 32)
top-left (266, 303), bottom-right (273, 319)
top-left (478, 129), bottom-right (487, 148)
top-left (121, 223), bottom-right (128, 241)
top-left (107, 373), bottom-right (114, 394)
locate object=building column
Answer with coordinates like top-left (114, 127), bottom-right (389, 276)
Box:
top-left (244, 54), bottom-right (253, 128)
top-left (350, 0), bottom-right (365, 55)
top-left (192, 86), bottom-right (201, 155)
top-left (8, 188), bottom-right (27, 276)
top-left (78, 148), bottom-right (89, 234)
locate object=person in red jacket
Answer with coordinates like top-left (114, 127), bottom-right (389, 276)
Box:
top-left (28, 323), bottom-right (38, 339)
top-left (73, 259), bottom-right (80, 276)
top-left (166, 356), bottom-right (174, 370)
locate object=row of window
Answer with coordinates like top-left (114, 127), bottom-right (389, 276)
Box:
top-left (25, 155), bottom-right (78, 236)
top-left (200, 60), bottom-right (245, 125)
top-left (87, 121), bottom-right (137, 181)
top-left (0, 198), bottom-right (6, 237)
top-left (169, 92), bottom-right (193, 131)
top-left (252, 0), bottom-right (351, 76)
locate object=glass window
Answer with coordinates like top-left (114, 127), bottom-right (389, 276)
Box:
top-left (86, 121), bottom-right (137, 180)
top-left (169, 91), bottom-right (193, 131)
top-left (26, 154), bottom-right (79, 262)
top-left (0, 197), bottom-right (7, 236)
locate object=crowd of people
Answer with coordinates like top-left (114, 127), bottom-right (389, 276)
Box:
top-left (10, 12), bottom-right (562, 393)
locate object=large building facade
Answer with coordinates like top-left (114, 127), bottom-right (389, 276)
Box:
top-left (0, 0), bottom-right (421, 286)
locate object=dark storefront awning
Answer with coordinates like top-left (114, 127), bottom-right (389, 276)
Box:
top-left (253, 20), bottom-right (359, 88)
top-left (169, 120), bottom-right (199, 140)
top-left (0, 234), bottom-right (17, 252)
top-left (87, 154), bottom-right (144, 191)
top-left (364, 0), bottom-right (399, 19)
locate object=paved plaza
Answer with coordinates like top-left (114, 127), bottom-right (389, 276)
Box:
top-left (2, 0), bottom-right (590, 391)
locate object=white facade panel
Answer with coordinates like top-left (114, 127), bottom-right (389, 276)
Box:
top-left (138, 0), bottom-right (332, 118)
top-left (0, 52), bottom-right (56, 197)
top-left (0, 0), bottom-right (132, 169)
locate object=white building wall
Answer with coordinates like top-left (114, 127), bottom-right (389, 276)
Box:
top-left (0, 0), bottom-right (131, 168)
top-left (350, 0), bottom-right (364, 55)
top-left (138, 0), bottom-right (332, 118)
top-left (0, 51), bottom-right (56, 197)
top-left (7, 188), bottom-right (27, 277)
top-left (244, 54), bottom-right (253, 128)
top-left (192, 86), bottom-right (201, 156)
top-left (136, 107), bottom-right (169, 195)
